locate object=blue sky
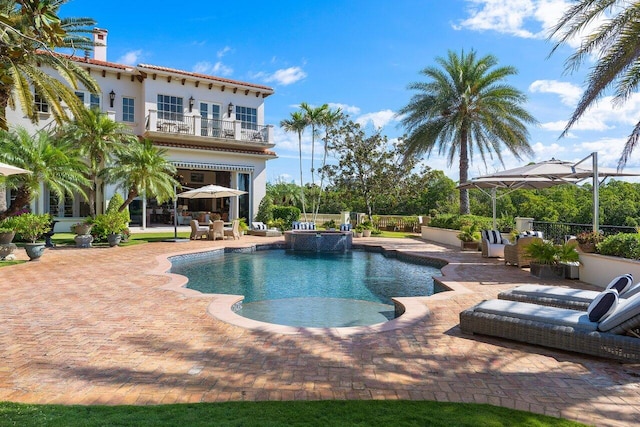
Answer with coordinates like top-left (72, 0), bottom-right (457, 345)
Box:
top-left (60, 0), bottom-right (640, 183)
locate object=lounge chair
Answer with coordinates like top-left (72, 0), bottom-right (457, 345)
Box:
top-left (210, 220), bottom-right (224, 240)
top-left (224, 219), bottom-right (241, 240)
top-left (247, 222), bottom-right (282, 237)
top-left (498, 274), bottom-right (638, 310)
top-left (480, 230), bottom-right (509, 258)
top-left (459, 289), bottom-right (640, 362)
top-left (504, 236), bottom-right (543, 267)
top-left (189, 219), bottom-right (209, 240)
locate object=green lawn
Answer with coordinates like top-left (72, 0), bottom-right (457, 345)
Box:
top-left (0, 401), bottom-right (586, 426)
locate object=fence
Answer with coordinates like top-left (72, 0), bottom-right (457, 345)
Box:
top-left (297, 214), bottom-right (423, 232)
top-left (532, 221), bottom-right (637, 243)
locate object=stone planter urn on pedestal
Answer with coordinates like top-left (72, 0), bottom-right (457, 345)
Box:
top-left (0, 243), bottom-right (17, 260)
top-left (24, 242), bottom-right (46, 261)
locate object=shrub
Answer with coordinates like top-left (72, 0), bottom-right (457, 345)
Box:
top-left (255, 196), bottom-right (274, 224)
top-left (428, 214), bottom-right (492, 231)
top-left (322, 219), bottom-right (337, 230)
top-left (12, 213), bottom-right (51, 243)
top-left (91, 194), bottom-right (129, 241)
top-left (271, 205), bottom-right (300, 230)
top-left (576, 231), bottom-right (605, 245)
top-left (598, 233), bottom-right (640, 259)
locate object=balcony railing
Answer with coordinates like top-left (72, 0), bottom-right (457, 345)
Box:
top-left (145, 110), bottom-right (273, 144)
top-left (532, 221), bottom-right (637, 243)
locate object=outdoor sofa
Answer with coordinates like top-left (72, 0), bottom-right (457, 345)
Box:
top-left (459, 287), bottom-right (640, 362)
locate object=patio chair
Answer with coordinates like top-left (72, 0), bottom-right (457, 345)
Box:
top-left (210, 220), bottom-right (225, 240)
top-left (224, 219), bottom-right (241, 240)
top-left (189, 219), bottom-right (209, 240)
top-left (459, 289), bottom-right (640, 362)
top-left (504, 236), bottom-right (543, 267)
top-left (480, 230), bottom-right (509, 258)
top-left (498, 274), bottom-right (638, 310)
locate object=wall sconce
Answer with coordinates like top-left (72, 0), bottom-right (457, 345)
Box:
top-left (188, 96), bottom-right (195, 113)
top-left (109, 90), bottom-right (115, 108)
top-left (227, 102), bottom-right (234, 118)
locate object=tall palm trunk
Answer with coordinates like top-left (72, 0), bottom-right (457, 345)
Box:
top-left (459, 128), bottom-right (470, 215)
top-left (298, 131), bottom-right (307, 221)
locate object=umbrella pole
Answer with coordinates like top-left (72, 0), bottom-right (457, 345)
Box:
top-left (592, 152), bottom-right (599, 233)
top-left (173, 185), bottom-right (178, 239)
top-left (492, 188), bottom-right (497, 230)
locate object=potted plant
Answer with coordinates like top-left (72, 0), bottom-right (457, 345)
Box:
top-left (323, 219), bottom-right (337, 231)
top-left (238, 218), bottom-right (250, 235)
top-left (361, 220), bottom-right (373, 237)
top-left (354, 224), bottom-right (364, 237)
top-left (457, 224), bottom-right (480, 251)
top-left (71, 218), bottom-right (93, 236)
top-left (524, 239), bottom-right (567, 279)
top-left (0, 216), bottom-right (18, 244)
top-left (92, 210), bottom-right (128, 247)
top-left (558, 240), bottom-right (580, 279)
top-left (575, 231), bottom-right (605, 253)
top-left (13, 213), bottom-right (52, 260)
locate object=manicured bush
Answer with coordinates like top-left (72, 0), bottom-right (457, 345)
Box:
top-left (428, 214), bottom-right (492, 231)
top-left (271, 205), bottom-right (301, 230)
top-left (90, 194), bottom-right (130, 242)
top-left (598, 233), bottom-right (640, 259)
top-left (255, 196), bottom-right (274, 224)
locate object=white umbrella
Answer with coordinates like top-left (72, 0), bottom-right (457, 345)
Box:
top-left (177, 184), bottom-right (247, 199)
top-left (458, 152), bottom-right (640, 231)
top-left (0, 162), bottom-right (31, 176)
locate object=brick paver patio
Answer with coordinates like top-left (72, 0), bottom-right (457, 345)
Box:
top-left (1, 235), bottom-right (639, 426)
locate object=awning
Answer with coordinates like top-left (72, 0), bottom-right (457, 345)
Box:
top-left (170, 161), bottom-right (254, 172)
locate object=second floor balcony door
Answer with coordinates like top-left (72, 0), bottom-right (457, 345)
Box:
top-left (200, 102), bottom-right (221, 137)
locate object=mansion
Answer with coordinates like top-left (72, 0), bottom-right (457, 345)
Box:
top-left (5, 29), bottom-right (276, 232)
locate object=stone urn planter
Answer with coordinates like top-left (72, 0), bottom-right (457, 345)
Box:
top-left (530, 263), bottom-right (564, 280)
top-left (0, 231), bottom-right (15, 244)
top-left (74, 223), bottom-right (92, 236)
top-left (362, 229), bottom-right (372, 237)
top-left (107, 233), bottom-right (122, 247)
top-left (74, 234), bottom-right (94, 248)
top-left (24, 242), bottom-right (46, 261)
top-left (0, 243), bottom-right (17, 260)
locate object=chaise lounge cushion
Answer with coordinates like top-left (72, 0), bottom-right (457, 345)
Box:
top-left (598, 292), bottom-right (640, 333)
top-left (587, 289), bottom-right (618, 322)
top-left (471, 299), bottom-right (598, 331)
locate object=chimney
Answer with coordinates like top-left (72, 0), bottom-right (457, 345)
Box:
top-left (93, 28), bottom-right (108, 62)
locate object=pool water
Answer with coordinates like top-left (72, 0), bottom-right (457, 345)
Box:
top-left (171, 249), bottom-right (443, 328)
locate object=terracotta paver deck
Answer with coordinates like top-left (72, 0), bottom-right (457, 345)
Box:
top-left (1, 235), bottom-right (639, 426)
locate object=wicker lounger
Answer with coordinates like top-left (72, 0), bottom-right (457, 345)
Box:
top-left (247, 229), bottom-right (282, 237)
top-left (459, 299), bottom-right (640, 362)
top-left (498, 276), bottom-right (640, 311)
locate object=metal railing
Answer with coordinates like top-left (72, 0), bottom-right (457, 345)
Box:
top-left (532, 221), bottom-right (637, 243)
top-left (145, 110), bottom-right (271, 143)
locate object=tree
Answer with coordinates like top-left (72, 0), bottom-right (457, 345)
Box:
top-left (398, 49), bottom-right (537, 214)
top-left (100, 139), bottom-right (178, 212)
top-left (300, 102), bottom-right (329, 188)
top-left (61, 108), bottom-right (138, 216)
top-left (549, 1), bottom-right (640, 168)
top-left (0, 126), bottom-right (89, 219)
top-left (321, 118), bottom-right (413, 218)
top-left (0, 0), bottom-right (99, 130)
top-left (280, 111), bottom-right (308, 219)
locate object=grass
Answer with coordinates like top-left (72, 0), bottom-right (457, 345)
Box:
top-left (0, 401), bottom-right (586, 426)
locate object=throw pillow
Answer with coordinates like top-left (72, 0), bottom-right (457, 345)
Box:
top-left (587, 289), bottom-right (619, 322)
top-left (605, 274), bottom-right (633, 294)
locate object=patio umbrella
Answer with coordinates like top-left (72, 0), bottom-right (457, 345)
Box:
top-left (457, 152), bottom-right (640, 231)
top-left (177, 184), bottom-right (247, 199)
top-left (0, 161), bottom-right (31, 176)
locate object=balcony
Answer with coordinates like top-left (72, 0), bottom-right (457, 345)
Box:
top-left (144, 110), bottom-right (274, 150)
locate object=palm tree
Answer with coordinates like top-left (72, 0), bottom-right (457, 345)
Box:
top-left (61, 108), bottom-right (138, 216)
top-left (0, 0), bottom-right (99, 130)
top-left (398, 49), bottom-right (537, 214)
top-left (300, 102), bottom-right (329, 188)
top-left (100, 139), bottom-right (178, 212)
top-left (280, 111), bottom-right (308, 220)
top-left (549, 1), bottom-right (640, 168)
top-left (0, 126), bottom-right (89, 219)
top-left (314, 107), bottom-right (342, 220)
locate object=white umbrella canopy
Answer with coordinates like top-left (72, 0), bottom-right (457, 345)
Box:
top-left (458, 153), bottom-right (640, 231)
top-left (0, 162), bottom-right (31, 176)
top-left (177, 184), bottom-right (247, 199)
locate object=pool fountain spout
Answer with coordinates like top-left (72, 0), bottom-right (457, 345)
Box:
top-left (285, 230), bottom-right (353, 252)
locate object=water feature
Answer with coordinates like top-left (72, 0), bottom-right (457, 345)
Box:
top-left (284, 230), bottom-right (352, 252)
top-left (170, 249), bottom-right (444, 328)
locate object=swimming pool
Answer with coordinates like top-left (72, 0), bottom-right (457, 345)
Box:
top-left (170, 249), bottom-right (444, 328)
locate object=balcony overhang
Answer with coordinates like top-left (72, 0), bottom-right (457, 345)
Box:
top-left (143, 130), bottom-right (275, 150)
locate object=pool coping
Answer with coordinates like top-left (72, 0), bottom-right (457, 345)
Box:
top-left (151, 242), bottom-right (458, 336)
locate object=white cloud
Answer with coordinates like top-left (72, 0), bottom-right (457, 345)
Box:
top-left (529, 80), bottom-right (581, 106)
top-left (262, 66), bottom-right (307, 86)
top-left (355, 110), bottom-right (397, 129)
top-left (217, 46), bottom-right (232, 58)
top-left (117, 50), bottom-right (142, 65)
top-left (328, 103), bottom-right (360, 116)
top-left (193, 61), bottom-right (233, 77)
top-left (456, 0), bottom-right (571, 39)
